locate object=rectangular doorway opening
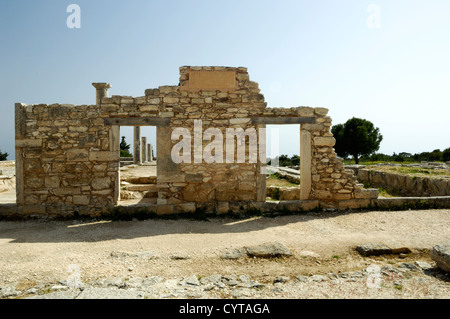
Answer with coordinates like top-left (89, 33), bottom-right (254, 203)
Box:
top-left (118, 125), bottom-right (157, 206)
top-left (265, 124), bottom-right (300, 201)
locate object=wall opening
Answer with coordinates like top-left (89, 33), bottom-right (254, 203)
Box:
top-left (265, 124), bottom-right (300, 201)
top-left (118, 125), bottom-right (157, 206)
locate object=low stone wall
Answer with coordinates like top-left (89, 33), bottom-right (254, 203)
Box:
top-left (353, 168), bottom-right (450, 197)
top-left (2, 195), bottom-right (450, 219)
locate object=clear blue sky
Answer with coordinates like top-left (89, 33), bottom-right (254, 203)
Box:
top-left (1, 0), bottom-right (449, 160)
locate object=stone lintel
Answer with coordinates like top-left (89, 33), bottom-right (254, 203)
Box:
top-left (104, 118), bottom-right (170, 126)
top-left (252, 117), bottom-right (315, 125)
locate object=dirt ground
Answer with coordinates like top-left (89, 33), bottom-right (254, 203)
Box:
top-left (1, 208), bottom-right (449, 292)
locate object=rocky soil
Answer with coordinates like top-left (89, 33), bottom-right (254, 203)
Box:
top-left (0, 209), bottom-right (449, 299)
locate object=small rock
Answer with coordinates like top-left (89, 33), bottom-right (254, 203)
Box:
top-left (142, 276), bottom-right (163, 286)
top-left (26, 288), bottom-right (38, 295)
top-left (327, 273), bottom-right (339, 280)
top-left (51, 284), bottom-right (68, 291)
top-left (414, 261), bottom-right (433, 270)
top-left (0, 285), bottom-right (20, 298)
top-left (110, 250), bottom-right (158, 259)
top-left (186, 291), bottom-right (203, 298)
top-left (170, 253), bottom-right (190, 260)
top-left (310, 275), bottom-right (328, 282)
top-left (97, 277), bottom-right (124, 288)
top-left (231, 288), bottom-right (252, 298)
top-left (124, 277), bottom-right (143, 288)
top-left (221, 248), bottom-right (246, 260)
top-left (250, 281), bottom-right (265, 289)
top-left (299, 250), bottom-right (321, 258)
top-left (430, 244), bottom-right (450, 273)
top-left (183, 275), bottom-right (200, 286)
top-left (356, 243), bottom-right (391, 256)
top-left (398, 263), bottom-right (420, 271)
top-left (391, 247), bottom-right (412, 255)
top-left (199, 274), bottom-right (222, 285)
top-left (203, 284), bottom-right (215, 291)
top-left (227, 279), bottom-right (239, 286)
top-left (350, 271), bottom-right (364, 278)
top-left (245, 242), bottom-right (292, 258)
top-left (274, 276), bottom-right (290, 283)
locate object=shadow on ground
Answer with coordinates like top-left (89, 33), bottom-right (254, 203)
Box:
top-left (0, 210), bottom-right (347, 244)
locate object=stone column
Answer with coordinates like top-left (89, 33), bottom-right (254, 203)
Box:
top-left (300, 127), bottom-right (312, 200)
top-left (15, 103), bottom-right (27, 206)
top-left (149, 144), bottom-right (154, 161)
top-left (256, 125), bottom-right (266, 202)
top-left (134, 126), bottom-right (142, 165)
top-left (92, 83), bottom-right (112, 105)
top-left (147, 144), bottom-right (151, 162)
top-left (142, 137), bottom-right (148, 163)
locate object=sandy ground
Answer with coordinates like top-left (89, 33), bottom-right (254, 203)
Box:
top-left (1, 209), bottom-right (449, 295)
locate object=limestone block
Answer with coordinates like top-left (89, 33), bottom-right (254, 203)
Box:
top-left (145, 89), bottom-right (159, 96)
top-left (45, 176), bottom-right (60, 188)
top-left (185, 174), bottom-right (203, 183)
top-left (163, 97), bottom-right (179, 104)
top-left (92, 177), bottom-right (111, 190)
top-left (301, 124), bottom-right (324, 131)
top-left (355, 188), bottom-right (379, 199)
top-left (158, 86), bottom-right (178, 94)
top-left (313, 136), bottom-right (336, 147)
top-left (157, 205), bottom-right (174, 215)
top-left (16, 139), bottom-right (43, 148)
top-left (216, 201), bottom-right (230, 214)
top-left (332, 193), bottom-right (352, 200)
top-left (89, 151), bottom-right (119, 162)
top-left (73, 195), bottom-right (90, 205)
top-left (296, 107), bottom-right (314, 117)
top-left (314, 190), bottom-right (332, 200)
top-left (139, 105), bottom-right (158, 112)
top-left (279, 187), bottom-right (300, 200)
top-left (175, 202), bottom-right (196, 213)
top-left (229, 118), bottom-right (250, 125)
top-left (314, 107), bottom-right (329, 116)
top-left (53, 187), bottom-right (81, 195)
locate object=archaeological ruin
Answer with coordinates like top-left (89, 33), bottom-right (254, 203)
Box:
top-left (11, 66), bottom-right (385, 218)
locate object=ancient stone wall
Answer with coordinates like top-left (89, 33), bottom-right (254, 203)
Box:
top-left (14, 66), bottom-right (378, 217)
top-left (15, 103), bottom-right (119, 216)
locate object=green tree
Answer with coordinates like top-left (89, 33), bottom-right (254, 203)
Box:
top-left (331, 117), bottom-right (383, 164)
top-left (0, 149), bottom-right (8, 161)
top-left (278, 154), bottom-right (292, 167)
top-left (120, 136), bottom-right (133, 158)
top-left (290, 154), bottom-right (300, 166)
top-left (443, 147), bottom-right (450, 162)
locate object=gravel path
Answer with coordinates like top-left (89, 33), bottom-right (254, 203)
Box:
top-left (0, 209), bottom-right (449, 299)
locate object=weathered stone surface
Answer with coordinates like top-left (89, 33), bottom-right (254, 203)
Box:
top-left (92, 177), bottom-right (111, 190)
top-left (430, 244), bottom-right (450, 272)
top-left (14, 65), bottom-right (366, 218)
top-left (221, 248), bottom-right (247, 260)
top-left (313, 136), bottom-right (336, 147)
top-left (245, 242), bottom-right (292, 258)
top-left (356, 243), bottom-right (391, 256)
top-left (76, 287), bottom-right (145, 299)
top-left (66, 149), bottom-right (89, 161)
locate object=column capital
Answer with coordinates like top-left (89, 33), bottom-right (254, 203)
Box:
top-left (92, 82), bottom-right (112, 89)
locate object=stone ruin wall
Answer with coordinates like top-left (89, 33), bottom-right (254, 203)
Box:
top-left (14, 66), bottom-right (378, 218)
